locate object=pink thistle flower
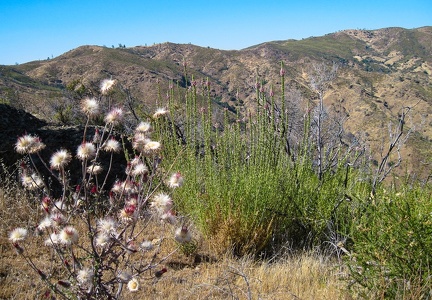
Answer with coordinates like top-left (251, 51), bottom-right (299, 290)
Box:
top-left (90, 185), bottom-right (98, 194)
top-left (111, 180), bottom-right (137, 194)
top-left (41, 196), bottom-right (51, 212)
top-left (76, 142), bottom-right (96, 160)
top-left (111, 180), bottom-right (123, 194)
top-left (130, 156), bottom-right (141, 166)
top-left (270, 87), bottom-right (274, 97)
top-left (127, 194), bottom-right (138, 206)
top-left (119, 205), bottom-right (137, 223)
top-left (125, 204), bottom-right (136, 215)
top-left (32, 137), bottom-right (45, 153)
top-left (124, 180), bottom-right (138, 194)
top-left (140, 240), bottom-right (153, 251)
top-left (97, 218), bottom-right (117, 235)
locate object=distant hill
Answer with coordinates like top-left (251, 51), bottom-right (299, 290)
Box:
top-left (1, 26), bottom-right (431, 178)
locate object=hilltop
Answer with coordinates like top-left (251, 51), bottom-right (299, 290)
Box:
top-left (1, 26), bottom-right (431, 177)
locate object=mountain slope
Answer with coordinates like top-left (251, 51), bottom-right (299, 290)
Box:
top-left (1, 26), bottom-right (431, 177)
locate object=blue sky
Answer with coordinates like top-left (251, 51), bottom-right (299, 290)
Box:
top-left (1, 0), bottom-right (431, 65)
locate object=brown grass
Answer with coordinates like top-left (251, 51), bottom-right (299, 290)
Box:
top-left (0, 182), bottom-right (352, 300)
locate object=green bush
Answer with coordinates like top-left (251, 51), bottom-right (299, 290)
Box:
top-left (348, 186), bottom-right (432, 298)
top-left (156, 66), bottom-right (371, 256)
top-left (133, 63), bottom-right (432, 296)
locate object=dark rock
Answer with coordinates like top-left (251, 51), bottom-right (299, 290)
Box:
top-left (0, 103), bottom-right (48, 170)
top-left (0, 104), bottom-right (128, 196)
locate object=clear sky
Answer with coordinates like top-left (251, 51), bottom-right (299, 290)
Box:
top-left (0, 0), bottom-right (431, 65)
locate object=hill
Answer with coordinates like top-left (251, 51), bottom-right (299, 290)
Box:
top-left (1, 26), bottom-right (431, 178)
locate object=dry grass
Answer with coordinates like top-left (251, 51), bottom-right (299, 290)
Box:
top-left (0, 182), bottom-right (352, 300)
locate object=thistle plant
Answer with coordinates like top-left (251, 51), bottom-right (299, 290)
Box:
top-left (8, 79), bottom-right (192, 299)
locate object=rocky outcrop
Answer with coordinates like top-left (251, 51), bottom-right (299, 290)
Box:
top-left (0, 104), bottom-right (128, 195)
top-left (0, 103), bottom-right (47, 169)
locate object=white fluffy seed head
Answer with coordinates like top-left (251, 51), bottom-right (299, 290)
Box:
top-left (131, 163), bottom-right (148, 176)
top-left (135, 121), bottom-right (152, 133)
top-left (50, 149), bottom-right (72, 170)
top-left (9, 228), bottom-right (28, 243)
top-left (59, 226), bottom-right (79, 246)
top-left (77, 268), bottom-right (94, 285)
top-left (168, 172), bottom-right (184, 188)
top-left (87, 164), bottom-right (103, 175)
top-left (103, 138), bottom-right (121, 153)
top-left (77, 142), bottom-right (96, 160)
top-left (97, 218), bottom-right (117, 235)
top-left (143, 140), bottom-right (161, 155)
top-left (104, 107), bottom-right (123, 125)
top-left (95, 233), bottom-right (111, 248)
top-left (15, 134), bottom-right (46, 154)
top-left (81, 97), bottom-right (100, 116)
top-left (151, 193), bottom-right (173, 214)
top-left (45, 233), bottom-right (61, 246)
top-left (174, 226), bottom-right (192, 243)
top-left (152, 107), bottom-right (169, 119)
top-left (100, 79), bottom-right (116, 95)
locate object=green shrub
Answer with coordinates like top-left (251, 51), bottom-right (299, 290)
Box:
top-left (348, 186), bottom-right (432, 298)
top-left (157, 64), bottom-right (371, 256)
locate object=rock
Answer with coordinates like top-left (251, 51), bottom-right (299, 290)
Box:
top-left (0, 104), bottom-right (128, 196)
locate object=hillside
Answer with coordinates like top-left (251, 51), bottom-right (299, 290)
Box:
top-left (1, 26), bottom-right (431, 178)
